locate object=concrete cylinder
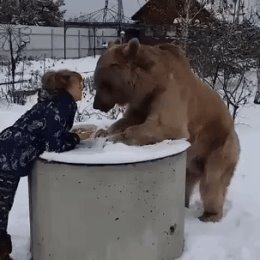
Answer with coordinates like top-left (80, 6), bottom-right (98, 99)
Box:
top-left (29, 141), bottom-right (189, 260)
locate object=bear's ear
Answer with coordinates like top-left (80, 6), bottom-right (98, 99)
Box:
top-left (108, 39), bottom-right (121, 49)
top-left (124, 38), bottom-right (140, 58)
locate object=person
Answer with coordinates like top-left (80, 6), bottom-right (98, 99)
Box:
top-left (0, 69), bottom-right (90, 259)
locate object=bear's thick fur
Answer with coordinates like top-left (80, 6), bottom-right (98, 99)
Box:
top-left (93, 38), bottom-right (240, 222)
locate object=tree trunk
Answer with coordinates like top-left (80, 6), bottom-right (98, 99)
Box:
top-left (254, 59), bottom-right (260, 105)
top-left (182, 0), bottom-right (191, 51)
top-left (8, 31), bottom-right (16, 103)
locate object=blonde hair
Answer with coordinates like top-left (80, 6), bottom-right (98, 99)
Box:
top-left (41, 69), bottom-right (83, 95)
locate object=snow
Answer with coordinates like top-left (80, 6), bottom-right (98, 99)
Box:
top-left (183, 103), bottom-right (260, 260)
top-left (41, 122), bottom-right (190, 164)
top-left (0, 56), bottom-right (260, 259)
top-left (41, 138), bottom-right (190, 165)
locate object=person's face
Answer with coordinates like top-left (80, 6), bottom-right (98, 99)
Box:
top-left (67, 78), bottom-right (84, 101)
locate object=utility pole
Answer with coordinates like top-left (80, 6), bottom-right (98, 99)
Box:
top-left (103, 0), bottom-right (109, 22)
top-left (101, 0), bottom-right (125, 23)
top-left (117, 0), bottom-right (124, 23)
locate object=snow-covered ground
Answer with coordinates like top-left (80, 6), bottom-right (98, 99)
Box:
top-left (183, 103), bottom-right (260, 260)
top-left (0, 57), bottom-right (260, 259)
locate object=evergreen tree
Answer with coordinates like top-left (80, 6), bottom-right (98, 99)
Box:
top-left (0, 0), bottom-right (66, 26)
top-left (0, 0), bottom-right (19, 24)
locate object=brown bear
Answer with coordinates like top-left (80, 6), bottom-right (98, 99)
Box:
top-left (93, 38), bottom-right (240, 222)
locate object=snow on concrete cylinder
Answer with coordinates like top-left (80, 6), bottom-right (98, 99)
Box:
top-left (29, 138), bottom-right (189, 260)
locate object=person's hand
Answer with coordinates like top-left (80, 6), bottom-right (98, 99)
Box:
top-left (72, 125), bottom-right (97, 140)
top-left (72, 128), bottom-right (86, 134)
top-left (77, 130), bottom-right (94, 140)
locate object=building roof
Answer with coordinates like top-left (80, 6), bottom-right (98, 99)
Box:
top-left (131, 0), bottom-right (215, 25)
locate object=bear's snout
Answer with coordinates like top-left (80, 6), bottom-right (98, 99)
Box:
top-left (93, 96), bottom-right (113, 113)
top-left (93, 97), bottom-right (102, 110)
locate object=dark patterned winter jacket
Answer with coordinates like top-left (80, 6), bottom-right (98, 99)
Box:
top-left (0, 93), bottom-right (80, 177)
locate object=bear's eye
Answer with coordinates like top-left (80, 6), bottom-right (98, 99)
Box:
top-left (110, 63), bottom-right (120, 68)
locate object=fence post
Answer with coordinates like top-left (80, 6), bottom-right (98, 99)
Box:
top-left (93, 28), bottom-right (96, 58)
top-left (18, 28), bottom-right (22, 45)
top-left (43, 53), bottom-right (46, 73)
top-left (88, 29), bottom-right (91, 56)
top-left (51, 29), bottom-right (54, 59)
top-left (78, 30), bottom-right (81, 58)
top-left (64, 21), bottom-right (67, 59)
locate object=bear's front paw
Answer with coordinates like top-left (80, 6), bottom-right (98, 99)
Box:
top-left (94, 128), bottom-right (109, 138)
top-left (106, 132), bottom-right (139, 146)
top-left (106, 133), bottom-right (125, 144)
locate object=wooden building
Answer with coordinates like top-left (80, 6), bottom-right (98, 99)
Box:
top-left (125, 0), bottom-right (216, 44)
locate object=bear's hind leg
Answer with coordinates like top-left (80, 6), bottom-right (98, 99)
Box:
top-left (199, 159), bottom-right (236, 222)
top-left (199, 176), bottom-right (225, 222)
top-left (185, 168), bottom-right (201, 208)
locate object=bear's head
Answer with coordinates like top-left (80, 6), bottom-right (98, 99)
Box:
top-left (93, 38), bottom-right (155, 112)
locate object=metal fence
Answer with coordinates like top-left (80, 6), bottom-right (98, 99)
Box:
top-left (0, 24), bottom-right (118, 60)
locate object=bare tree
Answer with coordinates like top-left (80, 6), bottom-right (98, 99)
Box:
top-left (173, 5), bottom-right (259, 119)
top-left (0, 24), bottom-right (31, 103)
top-left (215, 61), bottom-right (253, 119)
top-left (250, 2), bottom-right (260, 104)
top-left (179, 0), bottom-right (208, 50)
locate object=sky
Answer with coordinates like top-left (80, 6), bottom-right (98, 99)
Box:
top-left (63, 0), bottom-right (146, 19)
